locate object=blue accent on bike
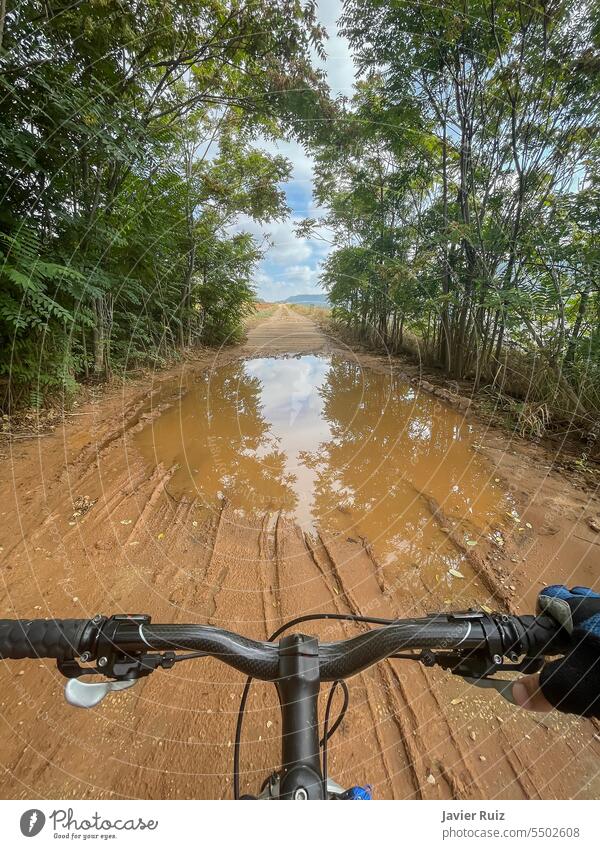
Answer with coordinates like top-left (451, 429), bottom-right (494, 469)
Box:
top-left (341, 785), bottom-right (372, 800)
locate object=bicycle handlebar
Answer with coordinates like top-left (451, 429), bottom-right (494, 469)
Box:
top-left (0, 612), bottom-right (571, 681)
top-left (0, 618), bottom-right (89, 660)
top-left (0, 610), bottom-right (574, 801)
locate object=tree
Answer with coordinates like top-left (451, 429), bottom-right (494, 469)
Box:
top-left (308, 0), bottom-right (600, 429)
top-left (0, 0), bottom-right (330, 408)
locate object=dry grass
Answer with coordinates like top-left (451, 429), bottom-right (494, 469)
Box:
top-left (244, 302), bottom-right (278, 328)
top-left (288, 303), bottom-right (332, 333)
top-left (320, 313), bottom-right (600, 441)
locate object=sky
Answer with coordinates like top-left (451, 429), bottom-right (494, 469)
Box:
top-left (236, 0), bottom-right (356, 303)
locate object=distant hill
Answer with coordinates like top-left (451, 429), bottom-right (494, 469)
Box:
top-left (280, 293), bottom-right (330, 306)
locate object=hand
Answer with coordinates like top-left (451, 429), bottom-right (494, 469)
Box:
top-left (513, 586), bottom-right (600, 717)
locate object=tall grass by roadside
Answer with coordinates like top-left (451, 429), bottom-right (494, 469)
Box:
top-left (309, 306), bottom-right (600, 449)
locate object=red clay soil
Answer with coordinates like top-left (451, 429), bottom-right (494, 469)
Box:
top-left (0, 306), bottom-right (599, 800)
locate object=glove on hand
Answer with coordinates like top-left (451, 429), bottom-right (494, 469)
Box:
top-left (537, 585), bottom-right (600, 717)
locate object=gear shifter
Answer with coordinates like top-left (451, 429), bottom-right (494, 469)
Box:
top-left (64, 677), bottom-right (137, 708)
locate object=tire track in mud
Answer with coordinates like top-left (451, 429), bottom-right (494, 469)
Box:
top-left (256, 512), bottom-right (281, 636)
top-left (2, 313), bottom-right (600, 800)
top-left (300, 531), bottom-right (415, 799)
top-left (312, 532), bottom-right (483, 799)
top-left (313, 531), bottom-right (451, 797)
top-left (202, 500), bottom-right (231, 624)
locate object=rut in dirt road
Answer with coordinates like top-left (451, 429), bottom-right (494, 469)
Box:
top-left (242, 304), bottom-right (334, 355)
top-left (1, 306), bottom-right (599, 800)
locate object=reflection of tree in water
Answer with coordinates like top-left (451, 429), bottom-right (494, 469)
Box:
top-left (303, 357), bottom-right (502, 564)
top-left (148, 361), bottom-right (297, 511)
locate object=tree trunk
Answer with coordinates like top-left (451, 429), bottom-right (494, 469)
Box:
top-left (92, 298), bottom-right (105, 378)
top-left (563, 291), bottom-right (589, 371)
top-left (439, 114), bottom-right (452, 373)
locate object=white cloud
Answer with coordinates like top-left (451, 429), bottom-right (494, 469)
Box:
top-left (254, 264), bottom-right (322, 302)
top-left (230, 1), bottom-right (354, 301)
top-left (233, 214), bottom-right (312, 262)
top-left (315, 0), bottom-right (355, 98)
top-left (261, 138), bottom-right (315, 185)
top-left (267, 218), bottom-right (313, 263)
top-left (285, 265), bottom-right (320, 286)
top-left (233, 209), bottom-right (333, 300)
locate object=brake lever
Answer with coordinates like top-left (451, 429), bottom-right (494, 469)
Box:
top-left (462, 675), bottom-right (517, 705)
top-left (64, 677), bottom-right (137, 709)
top-left (418, 639), bottom-right (545, 707)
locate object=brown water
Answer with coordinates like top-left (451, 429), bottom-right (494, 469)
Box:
top-left (135, 355), bottom-right (509, 598)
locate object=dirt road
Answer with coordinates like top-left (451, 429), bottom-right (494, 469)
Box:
top-left (243, 303), bottom-right (335, 354)
top-left (1, 306), bottom-right (599, 800)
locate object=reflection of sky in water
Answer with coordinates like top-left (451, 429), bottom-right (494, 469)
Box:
top-left (245, 356), bottom-right (332, 525)
top-left (136, 353), bottom-right (510, 599)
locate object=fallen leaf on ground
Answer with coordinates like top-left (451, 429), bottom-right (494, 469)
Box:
top-left (69, 495), bottom-right (97, 521)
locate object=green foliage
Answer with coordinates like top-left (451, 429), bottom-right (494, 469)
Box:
top-left (310, 0), bottom-right (600, 428)
top-left (0, 0), bottom-right (329, 410)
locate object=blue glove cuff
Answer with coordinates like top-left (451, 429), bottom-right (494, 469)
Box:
top-left (540, 585), bottom-right (600, 601)
top-left (579, 612), bottom-right (600, 639)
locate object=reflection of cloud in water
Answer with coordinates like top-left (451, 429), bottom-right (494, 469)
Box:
top-left (136, 354), bottom-right (510, 603)
top-left (245, 356), bottom-right (330, 429)
top-left (408, 420), bottom-right (432, 441)
top-left (245, 356), bottom-right (332, 524)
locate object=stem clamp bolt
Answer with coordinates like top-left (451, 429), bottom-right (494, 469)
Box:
top-left (293, 787), bottom-right (308, 800)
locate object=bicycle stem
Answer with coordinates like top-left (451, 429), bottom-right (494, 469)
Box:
top-left (276, 634), bottom-right (324, 800)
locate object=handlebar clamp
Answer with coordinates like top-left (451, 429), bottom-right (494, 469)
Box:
top-left (420, 610), bottom-right (547, 698)
top-left (57, 614), bottom-right (173, 682)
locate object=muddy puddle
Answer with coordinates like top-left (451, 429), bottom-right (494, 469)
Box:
top-left (135, 355), bottom-right (510, 599)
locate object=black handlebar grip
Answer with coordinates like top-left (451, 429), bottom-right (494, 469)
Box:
top-left (0, 619), bottom-right (90, 660)
top-left (516, 614), bottom-right (573, 657)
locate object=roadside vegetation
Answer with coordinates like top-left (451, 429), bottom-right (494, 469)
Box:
top-left (247, 302), bottom-right (279, 320)
top-left (302, 0), bottom-right (600, 439)
top-left (288, 303), bottom-right (330, 321)
top-left (0, 1), bottom-right (329, 410)
top-left (4, 1), bottom-right (599, 448)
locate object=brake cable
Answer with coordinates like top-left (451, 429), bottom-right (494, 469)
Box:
top-left (320, 679), bottom-right (349, 746)
top-left (321, 680), bottom-right (348, 797)
top-left (233, 611), bottom-right (399, 800)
